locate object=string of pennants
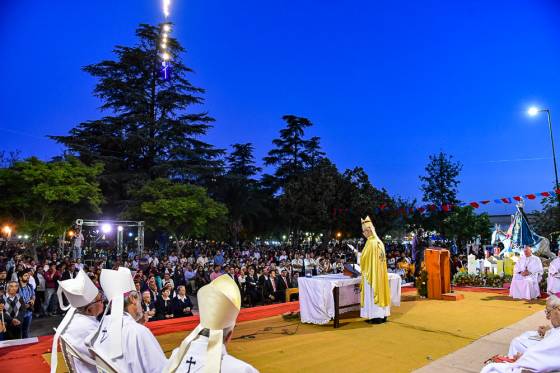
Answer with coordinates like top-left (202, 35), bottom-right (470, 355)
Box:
top-left (332, 189), bottom-right (560, 218)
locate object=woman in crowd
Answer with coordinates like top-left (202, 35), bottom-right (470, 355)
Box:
top-left (155, 286), bottom-right (174, 320)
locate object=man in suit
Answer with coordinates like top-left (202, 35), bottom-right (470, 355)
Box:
top-left (140, 290), bottom-right (156, 322)
top-left (245, 267), bottom-right (260, 306)
top-left (172, 285), bottom-right (193, 318)
top-left (276, 269), bottom-right (290, 303)
top-left (264, 270), bottom-right (283, 303)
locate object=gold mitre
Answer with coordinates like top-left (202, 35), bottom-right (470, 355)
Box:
top-left (361, 216), bottom-right (374, 231)
top-left (164, 274), bottom-right (241, 373)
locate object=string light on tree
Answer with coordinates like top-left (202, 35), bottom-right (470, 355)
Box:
top-left (160, 0), bottom-right (173, 80)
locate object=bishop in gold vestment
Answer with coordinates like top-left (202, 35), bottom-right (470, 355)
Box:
top-left (359, 216), bottom-right (391, 324)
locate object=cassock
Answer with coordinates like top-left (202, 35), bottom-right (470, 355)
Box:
top-left (481, 327), bottom-right (560, 373)
top-left (358, 235), bottom-right (391, 319)
top-left (509, 255), bottom-right (543, 300)
top-left (90, 313), bottom-right (167, 373)
top-left (62, 313), bottom-right (99, 373)
top-left (166, 335), bottom-right (258, 373)
top-left (547, 257), bottom-right (560, 294)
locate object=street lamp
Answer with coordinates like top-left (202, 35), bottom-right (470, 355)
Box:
top-left (2, 225), bottom-right (12, 238)
top-left (528, 107), bottom-right (559, 191)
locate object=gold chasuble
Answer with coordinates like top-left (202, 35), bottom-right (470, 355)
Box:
top-left (359, 234), bottom-right (391, 307)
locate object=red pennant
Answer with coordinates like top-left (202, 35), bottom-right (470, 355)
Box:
top-left (481, 200), bottom-right (491, 205)
top-left (470, 202), bottom-right (480, 208)
top-left (526, 194), bottom-right (536, 200)
top-left (418, 207), bottom-right (425, 213)
top-left (501, 198), bottom-right (511, 203)
top-left (442, 204), bottom-right (450, 212)
top-left (513, 196), bottom-right (522, 201)
top-left (541, 192), bottom-right (551, 197)
top-left (556, 189), bottom-right (560, 195)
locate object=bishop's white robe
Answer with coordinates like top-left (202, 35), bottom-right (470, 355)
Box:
top-left (507, 329), bottom-right (550, 357)
top-left (166, 335), bottom-right (259, 373)
top-left (62, 313), bottom-right (99, 373)
top-left (547, 257), bottom-right (560, 294)
top-left (357, 252), bottom-right (391, 319)
top-left (509, 255), bottom-right (543, 300)
top-left (481, 327), bottom-right (560, 373)
top-left (90, 313), bottom-right (167, 373)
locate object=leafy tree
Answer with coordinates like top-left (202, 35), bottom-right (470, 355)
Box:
top-left (216, 143), bottom-right (269, 242)
top-left (0, 157), bottom-right (103, 257)
top-left (420, 152), bottom-right (462, 236)
top-left (227, 143), bottom-right (261, 178)
top-left (263, 115), bottom-right (324, 190)
top-left (534, 194), bottom-right (560, 243)
top-left (51, 24), bottom-right (223, 214)
top-left (445, 206), bottom-right (491, 247)
top-left (338, 167), bottom-right (402, 238)
top-left (124, 178), bottom-right (227, 243)
top-left (420, 152), bottom-right (462, 206)
top-left (279, 158), bottom-right (341, 240)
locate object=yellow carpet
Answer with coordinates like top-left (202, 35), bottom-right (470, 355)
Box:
top-left (46, 292), bottom-right (545, 373)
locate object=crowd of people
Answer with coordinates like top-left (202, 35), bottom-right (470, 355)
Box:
top-left (0, 236), bottom-right (433, 340)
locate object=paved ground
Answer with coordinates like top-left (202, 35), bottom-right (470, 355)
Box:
top-left (412, 310), bottom-right (545, 373)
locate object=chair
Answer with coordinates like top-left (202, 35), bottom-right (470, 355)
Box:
top-left (89, 347), bottom-right (121, 373)
top-left (285, 288), bottom-right (299, 303)
top-left (59, 334), bottom-right (97, 373)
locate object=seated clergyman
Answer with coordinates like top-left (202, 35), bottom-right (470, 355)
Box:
top-left (164, 274), bottom-right (258, 373)
top-left (509, 246), bottom-right (543, 300)
top-left (50, 270), bottom-right (104, 373)
top-left (481, 294), bottom-right (560, 373)
top-left (88, 267), bottom-right (167, 373)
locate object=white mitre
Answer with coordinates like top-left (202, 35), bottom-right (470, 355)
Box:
top-left (50, 270), bottom-right (99, 373)
top-left (96, 267), bottom-right (136, 359)
top-left (164, 274), bottom-right (242, 373)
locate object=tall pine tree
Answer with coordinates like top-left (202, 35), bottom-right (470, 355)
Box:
top-left (263, 115), bottom-right (324, 191)
top-left (51, 24), bottom-right (223, 214)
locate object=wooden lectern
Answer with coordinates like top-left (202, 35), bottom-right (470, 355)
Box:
top-left (425, 248), bottom-right (451, 300)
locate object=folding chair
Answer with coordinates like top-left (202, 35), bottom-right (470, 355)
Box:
top-left (59, 334), bottom-right (97, 373)
top-left (88, 347), bottom-right (121, 373)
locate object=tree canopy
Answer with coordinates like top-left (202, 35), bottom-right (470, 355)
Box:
top-left (0, 157), bottom-right (103, 255)
top-left (51, 24), bottom-right (223, 214)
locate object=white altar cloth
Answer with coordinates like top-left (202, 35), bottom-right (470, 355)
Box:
top-left (298, 273), bottom-right (401, 325)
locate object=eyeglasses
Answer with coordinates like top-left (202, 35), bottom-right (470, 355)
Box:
top-left (545, 305), bottom-right (559, 316)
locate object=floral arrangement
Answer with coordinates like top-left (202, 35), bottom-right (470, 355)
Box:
top-left (452, 272), bottom-right (512, 288)
top-left (539, 268), bottom-right (548, 294)
top-left (415, 269), bottom-right (428, 297)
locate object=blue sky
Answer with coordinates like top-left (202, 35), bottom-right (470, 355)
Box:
top-left (2, 0), bottom-right (560, 214)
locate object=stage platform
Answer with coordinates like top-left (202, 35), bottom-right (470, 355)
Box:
top-left (0, 288), bottom-right (545, 373)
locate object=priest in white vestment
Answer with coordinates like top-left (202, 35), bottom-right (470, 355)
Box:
top-left (547, 257), bottom-right (560, 294)
top-left (357, 216), bottom-right (391, 324)
top-left (88, 267), bottom-right (167, 373)
top-left (509, 246), bottom-right (543, 300)
top-left (50, 270), bottom-right (103, 373)
top-left (481, 294), bottom-right (560, 373)
top-left (164, 274), bottom-right (258, 373)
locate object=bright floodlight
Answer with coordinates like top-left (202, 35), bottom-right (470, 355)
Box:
top-left (101, 223), bottom-right (112, 233)
top-left (528, 107), bottom-right (540, 116)
top-left (128, 232), bottom-right (134, 237)
top-left (163, 24), bottom-right (171, 32)
top-left (117, 225), bottom-right (123, 232)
